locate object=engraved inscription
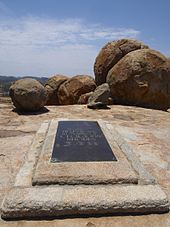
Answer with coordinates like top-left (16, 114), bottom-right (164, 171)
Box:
top-left (60, 128), bottom-right (102, 146)
top-left (51, 121), bottom-right (117, 162)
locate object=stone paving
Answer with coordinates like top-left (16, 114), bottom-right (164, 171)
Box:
top-left (0, 103), bottom-right (170, 226)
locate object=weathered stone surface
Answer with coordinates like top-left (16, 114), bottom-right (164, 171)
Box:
top-left (78, 92), bottom-right (93, 104)
top-left (9, 78), bottom-right (47, 111)
top-left (14, 121), bottom-right (49, 187)
top-left (2, 185), bottom-right (169, 219)
top-left (1, 103), bottom-right (170, 225)
top-left (106, 123), bottom-right (156, 185)
top-left (45, 75), bottom-right (68, 105)
top-left (107, 49), bottom-right (170, 110)
top-left (88, 83), bottom-right (110, 105)
top-left (58, 75), bottom-right (96, 105)
top-left (32, 119), bottom-right (138, 185)
top-left (94, 39), bottom-right (148, 86)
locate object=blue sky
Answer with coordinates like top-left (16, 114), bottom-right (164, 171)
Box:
top-left (0, 0), bottom-right (169, 77)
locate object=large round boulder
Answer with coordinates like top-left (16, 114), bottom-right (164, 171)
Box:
top-left (9, 78), bottom-right (47, 111)
top-left (107, 49), bottom-right (170, 110)
top-left (45, 74), bottom-right (68, 105)
top-left (94, 39), bottom-right (148, 86)
top-left (58, 75), bottom-right (96, 105)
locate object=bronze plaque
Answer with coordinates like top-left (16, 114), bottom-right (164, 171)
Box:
top-left (51, 121), bottom-right (117, 162)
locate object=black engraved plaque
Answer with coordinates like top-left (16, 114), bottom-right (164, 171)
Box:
top-left (51, 121), bottom-right (117, 162)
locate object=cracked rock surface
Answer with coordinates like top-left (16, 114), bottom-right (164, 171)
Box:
top-left (94, 39), bottom-right (148, 86)
top-left (0, 101), bottom-right (170, 226)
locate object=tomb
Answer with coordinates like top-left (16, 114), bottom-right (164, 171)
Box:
top-left (51, 121), bottom-right (117, 162)
top-left (1, 119), bottom-right (169, 219)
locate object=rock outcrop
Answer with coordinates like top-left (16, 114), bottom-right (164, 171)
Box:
top-left (45, 75), bottom-right (68, 105)
top-left (58, 75), bottom-right (96, 105)
top-left (94, 39), bottom-right (148, 86)
top-left (8, 39), bottom-right (170, 111)
top-left (88, 83), bottom-right (111, 105)
top-left (107, 49), bottom-right (170, 110)
top-left (78, 92), bottom-right (93, 104)
top-left (9, 78), bottom-right (47, 111)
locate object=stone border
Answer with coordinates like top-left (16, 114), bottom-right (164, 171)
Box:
top-left (1, 119), bottom-right (169, 219)
top-left (1, 185), bottom-right (169, 219)
top-left (32, 119), bottom-right (138, 185)
top-left (13, 118), bottom-right (156, 187)
top-left (14, 120), bottom-right (50, 187)
top-left (105, 123), bottom-right (156, 185)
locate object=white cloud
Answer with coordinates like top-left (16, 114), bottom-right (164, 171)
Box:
top-left (0, 17), bottom-right (140, 77)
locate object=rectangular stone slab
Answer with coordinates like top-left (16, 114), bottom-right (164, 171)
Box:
top-left (51, 121), bottom-right (117, 162)
top-left (1, 185), bottom-right (169, 219)
top-left (32, 119), bottom-right (138, 185)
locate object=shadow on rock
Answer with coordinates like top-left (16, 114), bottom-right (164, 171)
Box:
top-left (87, 102), bottom-right (111, 110)
top-left (12, 106), bottom-right (49, 115)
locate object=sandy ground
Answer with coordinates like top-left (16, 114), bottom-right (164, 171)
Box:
top-left (0, 102), bottom-right (170, 226)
